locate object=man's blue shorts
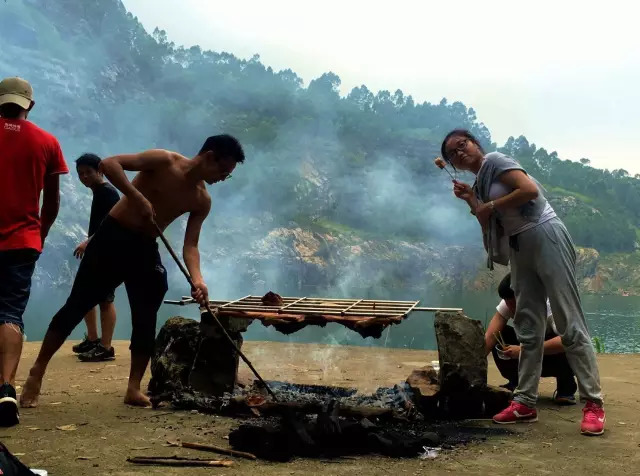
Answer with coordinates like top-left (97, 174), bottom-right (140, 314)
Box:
top-left (0, 249), bottom-right (39, 332)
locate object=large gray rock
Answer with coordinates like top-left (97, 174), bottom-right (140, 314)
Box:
top-left (148, 315), bottom-right (250, 399)
top-left (434, 311), bottom-right (487, 393)
top-left (189, 312), bottom-right (250, 396)
top-left (148, 317), bottom-right (201, 397)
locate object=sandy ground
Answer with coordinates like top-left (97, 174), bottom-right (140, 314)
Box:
top-left (1, 341), bottom-right (639, 475)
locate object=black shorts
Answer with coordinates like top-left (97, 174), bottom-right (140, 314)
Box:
top-left (0, 249), bottom-right (40, 332)
top-left (49, 217), bottom-right (168, 354)
top-left (102, 290), bottom-right (115, 304)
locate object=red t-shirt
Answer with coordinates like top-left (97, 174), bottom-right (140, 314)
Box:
top-left (0, 118), bottom-right (69, 252)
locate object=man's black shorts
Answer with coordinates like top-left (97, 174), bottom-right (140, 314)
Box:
top-left (49, 216), bottom-right (167, 354)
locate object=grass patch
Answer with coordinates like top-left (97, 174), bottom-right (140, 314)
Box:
top-left (293, 215), bottom-right (363, 237)
top-left (546, 186), bottom-right (593, 204)
top-left (311, 217), bottom-right (362, 236)
top-left (292, 215), bottom-right (432, 244)
top-left (592, 336), bottom-right (606, 354)
top-left (600, 250), bottom-right (640, 265)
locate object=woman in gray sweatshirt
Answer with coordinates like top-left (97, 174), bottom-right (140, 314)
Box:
top-left (440, 129), bottom-right (605, 436)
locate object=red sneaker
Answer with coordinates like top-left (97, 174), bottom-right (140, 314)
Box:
top-left (581, 401), bottom-right (605, 436)
top-left (493, 401), bottom-right (538, 424)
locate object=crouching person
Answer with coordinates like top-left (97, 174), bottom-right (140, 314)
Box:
top-left (485, 273), bottom-right (578, 404)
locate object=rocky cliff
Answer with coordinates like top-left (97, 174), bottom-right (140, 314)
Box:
top-left (3, 0), bottom-right (639, 300)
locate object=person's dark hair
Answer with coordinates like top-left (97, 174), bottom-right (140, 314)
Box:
top-left (199, 134), bottom-right (245, 163)
top-left (0, 103), bottom-right (25, 119)
top-left (75, 153), bottom-right (102, 170)
top-left (498, 273), bottom-right (515, 300)
top-left (440, 129), bottom-right (484, 163)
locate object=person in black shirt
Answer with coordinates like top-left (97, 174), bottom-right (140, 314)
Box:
top-left (71, 153), bottom-right (120, 361)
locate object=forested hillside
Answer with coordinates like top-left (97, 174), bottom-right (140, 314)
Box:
top-left (499, 138), bottom-right (638, 252)
top-left (2, 0), bottom-right (640, 300)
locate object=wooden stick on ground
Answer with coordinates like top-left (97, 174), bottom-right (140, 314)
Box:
top-left (179, 441), bottom-right (257, 460)
top-left (127, 455), bottom-right (233, 467)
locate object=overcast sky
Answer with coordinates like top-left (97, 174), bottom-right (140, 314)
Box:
top-left (123, 0), bottom-right (640, 173)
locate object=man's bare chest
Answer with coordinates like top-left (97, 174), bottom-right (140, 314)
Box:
top-left (136, 174), bottom-right (200, 216)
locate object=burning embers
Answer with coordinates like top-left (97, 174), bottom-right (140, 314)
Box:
top-left (226, 402), bottom-right (511, 462)
top-left (229, 381), bottom-right (419, 420)
top-left (228, 400), bottom-right (440, 461)
top-left (160, 380), bottom-right (509, 462)
top-left (148, 310), bottom-right (512, 460)
top-left (232, 380), bottom-right (420, 458)
top-left (159, 380), bottom-right (418, 421)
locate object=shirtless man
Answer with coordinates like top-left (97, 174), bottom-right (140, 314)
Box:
top-left (20, 135), bottom-right (245, 407)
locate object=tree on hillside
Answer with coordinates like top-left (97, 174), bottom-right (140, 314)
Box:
top-left (6, 0), bottom-right (640, 253)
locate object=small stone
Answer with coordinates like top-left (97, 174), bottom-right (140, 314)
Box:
top-left (482, 385), bottom-right (512, 416)
top-left (406, 365), bottom-right (438, 386)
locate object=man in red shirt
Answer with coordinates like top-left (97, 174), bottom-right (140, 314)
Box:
top-left (0, 77), bottom-right (69, 427)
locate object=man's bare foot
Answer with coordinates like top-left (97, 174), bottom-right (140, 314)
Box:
top-left (19, 374), bottom-right (42, 408)
top-left (124, 387), bottom-right (151, 407)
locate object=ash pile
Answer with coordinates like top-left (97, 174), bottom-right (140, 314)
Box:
top-left (147, 311), bottom-right (512, 460)
top-left (226, 400), bottom-right (511, 462)
top-left (227, 400), bottom-right (439, 462)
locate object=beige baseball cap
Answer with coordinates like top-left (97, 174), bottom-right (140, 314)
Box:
top-left (0, 77), bottom-right (33, 110)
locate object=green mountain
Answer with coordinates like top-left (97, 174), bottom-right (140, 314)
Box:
top-left (2, 0), bottom-right (640, 303)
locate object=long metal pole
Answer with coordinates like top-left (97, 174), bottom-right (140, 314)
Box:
top-left (155, 225), bottom-right (279, 402)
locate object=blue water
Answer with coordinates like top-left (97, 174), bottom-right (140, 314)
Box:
top-left (23, 284), bottom-right (640, 354)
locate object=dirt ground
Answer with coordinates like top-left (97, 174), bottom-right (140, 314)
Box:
top-left (1, 341), bottom-right (639, 475)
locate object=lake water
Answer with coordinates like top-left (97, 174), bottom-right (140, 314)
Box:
top-left (23, 285), bottom-right (640, 354)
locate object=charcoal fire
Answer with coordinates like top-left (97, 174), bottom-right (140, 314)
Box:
top-left (151, 295), bottom-right (512, 460)
top-left (227, 400), bottom-right (511, 462)
top-left (228, 400), bottom-right (439, 461)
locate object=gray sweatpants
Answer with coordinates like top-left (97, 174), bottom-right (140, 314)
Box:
top-left (510, 217), bottom-right (603, 407)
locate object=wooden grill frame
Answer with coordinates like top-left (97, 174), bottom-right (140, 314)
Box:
top-left (165, 295), bottom-right (462, 318)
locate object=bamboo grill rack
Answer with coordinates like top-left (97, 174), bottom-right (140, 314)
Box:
top-left (164, 295), bottom-right (462, 318)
